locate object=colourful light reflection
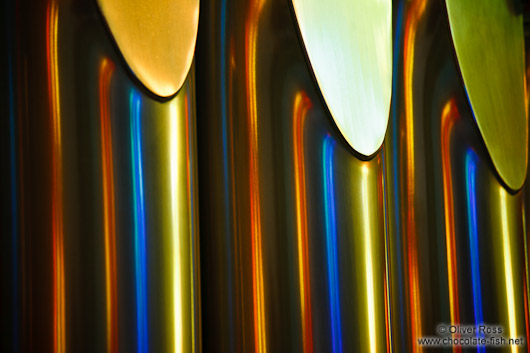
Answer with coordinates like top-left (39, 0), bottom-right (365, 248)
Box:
top-left (403, 1), bottom-right (426, 349)
top-left (130, 90), bottom-right (148, 353)
top-left (169, 100), bottom-right (184, 353)
top-left (245, 1), bottom-right (267, 351)
top-left (293, 91), bottom-right (314, 353)
top-left (166, 79), bottom-right (199, 353)
top-left (47, 1), bottom-right (65, 352)
top-left (323, 135), bottom-right (342, 353)
top-left (465, 149), bottom-right (483, 348)
top-left (499, 188), bottom-right (517, 352)
top-left (389, 2), bottom-right (406, 349)
top-left (99, 57), bottom-right (118, 353)
top-left (441, 99), bottom-right (461, 329)
top-left (184, 91), bottom-right (198, 352)
top-left (381, 151), bottom-right (393, 353)
top-left (361, 164), bottom-right (377, 353)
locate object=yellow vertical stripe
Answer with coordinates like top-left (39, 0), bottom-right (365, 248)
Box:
top-left (499, 188), bottom-right (517, 353)
top-left (170, 100), bottom-right (184, 353)
top-left (362, 165), bottom-right (377, 353)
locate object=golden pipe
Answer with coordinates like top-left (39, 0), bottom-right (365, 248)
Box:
top-left (489, 183), bottom-right (526, 352)
top-left (165, 71), bottom-right (201, 353)
top-left (499, 188), bottom-right (522, 353)
top-left (345, 153), bottom-right (390, 353)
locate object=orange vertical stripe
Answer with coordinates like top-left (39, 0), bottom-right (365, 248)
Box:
top-left (47, 2), bottom-right (65, 352)
top-left (245, 1), bottom-right (267, 351)
top-left (99, 58), bottom-right (118, 353)
top-left (441, 99), bottom-right (461, 338)
top-left (293, 91), bottom-right (314, 353)
top-left (403, 1), bottom-right (426, 351)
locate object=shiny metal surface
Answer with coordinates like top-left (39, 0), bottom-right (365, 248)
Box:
top-left (196, 0), bottom-right (390, 351)
top-left (446, 0), bottom-right (528, 190)
top-left (97, 0), bottom-right (199, 97)
top-left (386, 1), bottom-right (529, 351)
top-left (291, 0), bottom-right (392, 156)
top-left (2, 0), bottom-right (200, 352)
top-left (3, 0), bottom-right (530, 352)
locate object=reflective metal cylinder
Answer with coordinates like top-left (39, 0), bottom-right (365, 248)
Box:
top-left (2, 1), bottom-right (200, 352)
top-left (386, 1), bottom-right (529, 352)
top-left (3, 1), bottom-right (530, 353)
top-left (196, 0), bottom-right (390, 351)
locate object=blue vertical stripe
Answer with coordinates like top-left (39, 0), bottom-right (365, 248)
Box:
top-left (465, 149), bottom-right (484, 352)
top-left (391, 2), bottom-right (406, 351)
top-left (323, 135), bottom-right (342, 353)
top-left (130, 90), bottom-right (148, 353)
